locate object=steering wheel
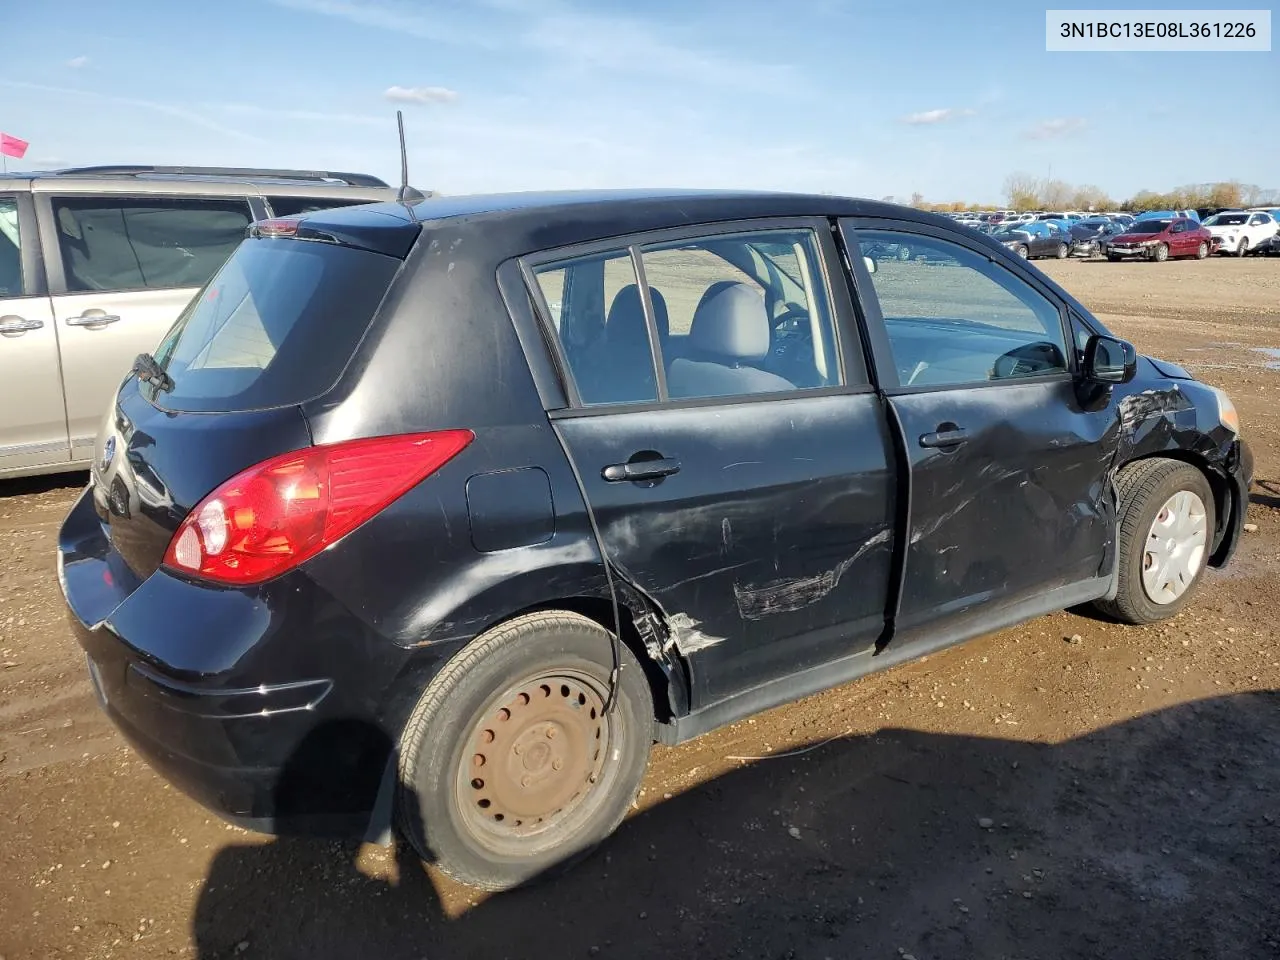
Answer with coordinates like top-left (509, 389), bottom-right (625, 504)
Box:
top-left (769, 305), bottom-right (816, 379)
top-left (992, 341), bottom-right (1066, 379)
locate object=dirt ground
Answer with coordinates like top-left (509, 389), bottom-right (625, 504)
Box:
top-left (2, 256), bottom-right (1279, 960)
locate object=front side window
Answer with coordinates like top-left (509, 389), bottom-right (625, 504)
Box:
top-left (52, 196), bottom-right (252, 293)
top-left (0, 197), bottom-right (20, 297)
top-left (858, 230), bottom-right (1068, 388)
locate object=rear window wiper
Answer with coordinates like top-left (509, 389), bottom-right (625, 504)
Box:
top-left (133, 353), bottom-right (175, 393)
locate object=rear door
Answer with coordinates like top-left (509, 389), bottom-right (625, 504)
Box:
top-left (0, 191), bottom-right (66, 474)
top-left (37, 193), bottom-right (253, 459)
top-left (844, 219), bottom-right (1116, 651)
top-left (527, 221), bottom-right (897, 706)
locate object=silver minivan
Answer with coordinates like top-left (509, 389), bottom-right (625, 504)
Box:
top-left (0, 166), bottom-right (394, 479)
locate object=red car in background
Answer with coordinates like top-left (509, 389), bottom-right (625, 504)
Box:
top-left (1105, 217), bottom-right (1216, 262)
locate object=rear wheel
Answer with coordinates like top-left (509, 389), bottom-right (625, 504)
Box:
top-left (1092, 459), bottom-right (1214, 625)
top-left (1152, 243), bottom-right (1169, 262)
top-left (1236, 237), bottom-right (1249, 257)
top-left (396, 611), bottom-right (653, 891)
top-left (1015, 244), bottom-right (1029, 259)
top-left (1196, 241), bottom-right (1208, 260)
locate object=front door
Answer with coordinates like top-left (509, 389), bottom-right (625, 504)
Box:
top-left (528, 222), bottom-right (897, 706)
top-left (845, 220), bottom-right (1116, 648)
top-left (39, 194), bottom-right (253, 457)
top-left (0, 192), bottom-right (67, 474)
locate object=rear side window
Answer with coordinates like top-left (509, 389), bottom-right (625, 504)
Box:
top-left (150, 238), bottom-right (399, 412)
top-left (0, 197), bottom-right (20, 297)
top-left (52, 196), bottom-right (252, 293)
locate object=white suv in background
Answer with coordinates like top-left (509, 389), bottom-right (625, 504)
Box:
top-left (1203, 210), bottom-right (1279, 256)
top-left (0, 166), bottom-right (396, 478)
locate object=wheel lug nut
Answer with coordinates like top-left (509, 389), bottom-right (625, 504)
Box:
top-left (521, 775), bottom-right (531, 787)
top-left (552, 759), bottom-right (563, 771)
top-left (546, 728), bottom-right (557, 739)
top-left (513, 743), bottom-right (523, 755)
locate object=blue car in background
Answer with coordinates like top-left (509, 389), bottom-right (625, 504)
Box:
top-left (1136, 209), bottom-right (1201, 223)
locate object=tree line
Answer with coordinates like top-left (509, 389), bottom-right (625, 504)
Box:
top-left (892, 176), bottom-right (1279, 213)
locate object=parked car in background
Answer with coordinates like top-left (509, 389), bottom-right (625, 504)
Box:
top-left (993, 220), bottom-right (1073, 259)
top-left (1106, 217), bottom-right (1213, 261)
top-left (57, 189), bottom-right (1252, 891)
top-left (1109, 214), bottom-right (1137, 228)
top-left (0, 165), bottom-right (396, 479)
top-left (1136, 209), bottom-right (1201, 224)
top-left (1203, 210), bottom-right (1279, 256)
top-left (1069, 218), bottom-right (1128, 257)
top-left (1036, 211), bottom-right (1069, 221)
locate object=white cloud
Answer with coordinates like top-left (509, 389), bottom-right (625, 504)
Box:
top-left (66, 56), bottom-right (89, 68)
top-left (902, 108), bottom-right (976, 125)
top-left (1025, 117), bottom-right (1086, 140)
top-left (384, 85), bottom-right (459, 105)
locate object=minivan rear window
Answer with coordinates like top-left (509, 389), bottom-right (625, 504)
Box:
top-left (149, 238), bottom-right (399, 412)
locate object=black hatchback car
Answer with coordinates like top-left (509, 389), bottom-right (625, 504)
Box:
top-left (58, 190), bottom-right (1252, 891)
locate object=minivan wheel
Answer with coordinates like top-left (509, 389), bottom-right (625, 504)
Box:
top-left (395, 611), bottom-right (652, 891)
top-left (1152, 243), bottom-right (1169, 262)
top-left (1092, 459), bottom-right (1214, 625)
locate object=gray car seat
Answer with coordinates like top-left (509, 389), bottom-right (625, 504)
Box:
top-left (577, 284), bottom-right (670, 404)
top-left (667, 281), bottom-right (794, 399)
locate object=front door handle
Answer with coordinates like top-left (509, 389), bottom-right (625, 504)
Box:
top-left (919, 428), bottom-right (969, 449)
top-left (66, 310), bottom-right (121, 328)
top-left (0, 315), bottom-right (43, 336)
top-left (602, 457), bottom-right (682, 482)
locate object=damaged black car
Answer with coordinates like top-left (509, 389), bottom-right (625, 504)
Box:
top-left (58, 190), bottom-right (1252, 891)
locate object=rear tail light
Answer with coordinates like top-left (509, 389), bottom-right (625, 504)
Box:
top-left (163, 430), bottom-right (473, 585)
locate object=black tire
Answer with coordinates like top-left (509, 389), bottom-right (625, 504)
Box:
top-left (1152, 242), bottom-right (1169, 262)
top-left (1196, 241), bottom-right (1208, 260)
top-left (1056, 242), bottom-right (1069, 259)
top-left (395, 611), bottom-right (653, 891)
top-left (1107, 254), bottom-right (1121, 262)
top-left (1091, 459), bottom-right (1215, 625)
top-left (1016, 244), bottom-right (1029, 259)
top-left (1236, 237), bottom-right (1249, 257)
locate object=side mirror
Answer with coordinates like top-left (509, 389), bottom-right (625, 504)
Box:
top-left (1084, 334), bottom-right (1138, 384)
top-left (863, 255), bottom-right (877, 274)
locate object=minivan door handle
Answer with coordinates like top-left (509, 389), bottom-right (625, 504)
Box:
top-left (919, 428), bottom-right (969, 449)
top-left (66, 310), bottom-right (121, 328)
top-left (602, 457), bottom-right (682, 482)
top-left (0, 315), bottom-right (42, 336)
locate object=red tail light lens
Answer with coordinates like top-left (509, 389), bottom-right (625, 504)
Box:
top-left (163, 430), bottom-right (473, 585)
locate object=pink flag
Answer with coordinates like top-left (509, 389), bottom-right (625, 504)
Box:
top-left (1, 133), bottom-right (29, 159)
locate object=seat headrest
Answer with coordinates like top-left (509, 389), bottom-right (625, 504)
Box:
top-left (606, 284), bottom-right (670, 348)
top-left (689, 281), bottom-right (769, 363)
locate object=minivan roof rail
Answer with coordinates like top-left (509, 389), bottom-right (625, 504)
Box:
top-left (52, 165), bottom-right (390, 188)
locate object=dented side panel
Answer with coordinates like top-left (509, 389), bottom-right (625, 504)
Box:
top-left (887, 378), bottom-right (1117, 636)
top-left (552, 393), bottom-right (896, 707)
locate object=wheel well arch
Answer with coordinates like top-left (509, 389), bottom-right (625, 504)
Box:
top-left (1115, 450), bottom-right (1234, 564)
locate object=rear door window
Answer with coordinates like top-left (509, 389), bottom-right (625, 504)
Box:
top-left (149, 238), bottom-right (400, 412)
top-left (51, 196), bottom-right (252, 293)
top-left (0, 196), bottom-right (21, 296)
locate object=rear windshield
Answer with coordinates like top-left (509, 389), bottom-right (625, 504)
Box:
top-left (149, 238), bottom-right (399, 412)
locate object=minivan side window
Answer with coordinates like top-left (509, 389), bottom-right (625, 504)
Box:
top-left (51, 197), bottom-right (253, 293)
top-left (858, 230), bottom-right (1068, 388)
top-left (640, 229), bottom-right (841, 399)
top-left (0, 197), bottom-right (20, 297)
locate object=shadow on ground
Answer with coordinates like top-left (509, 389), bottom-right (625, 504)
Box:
top-left (193, 691), bottom-right (1280, 960)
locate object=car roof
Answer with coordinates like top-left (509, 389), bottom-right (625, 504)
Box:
top-left (0, 165), bottom-right (395, 200)
top-left (289, 188), bottom-right (965, 260)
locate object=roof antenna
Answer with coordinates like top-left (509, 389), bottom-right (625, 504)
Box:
top-left (396, 110), bottom-right (425, 215)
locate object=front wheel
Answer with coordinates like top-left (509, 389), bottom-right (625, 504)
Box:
top-left (1056, 242), bottom-right (1069, 259)
top-left (1092, 459), bottom-right (1215, 624)
top-left (1015, 244), bottom-right (1029, 259)
top-left (896, 245), bottom-right (912, 261)
top-left (1196, 241), bottom-right (1209, 260)
top-left (1236, 237), bottom-right (1249, 257)
top-left (1152, 243), bottom-right (1169, 262)
top-left (396, 611), bottom-right (653, 891)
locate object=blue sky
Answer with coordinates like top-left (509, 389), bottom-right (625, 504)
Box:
top-left (3, 0), bottom-right (1277, 202)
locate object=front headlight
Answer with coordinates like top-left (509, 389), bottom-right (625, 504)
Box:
top-left (1208, 386), bottom-right (1240, 434)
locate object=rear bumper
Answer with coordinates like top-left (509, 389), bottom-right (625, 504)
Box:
top-left (58, 486), bottom-right (406, 836)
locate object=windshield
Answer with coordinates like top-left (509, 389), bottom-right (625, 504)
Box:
top-left (1129, 221), bottom-right (1170, 234)
top-left (1205, 213), bottom-right (1248, 226)
top-left (152, 238), bottom-right (400, 412)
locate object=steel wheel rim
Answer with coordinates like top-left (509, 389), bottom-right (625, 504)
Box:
top-left (456, 668), bottom-right (614, 855)
top-left (1141, 490), bottom-right (1208, 604)
top-left (1198, 242), bottom-right (1207, 258)
top-left (1018, 245), bottom-right (1028, 258)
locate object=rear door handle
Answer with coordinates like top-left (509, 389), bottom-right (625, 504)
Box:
top-left (0, 315), bottom-right (43, 336)
top-left (602, 458), bottom-right (682, 482)
top-left (66, 311), bottom-right (121, 327)
top-left (919, 428), bottom-right (969, 449)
